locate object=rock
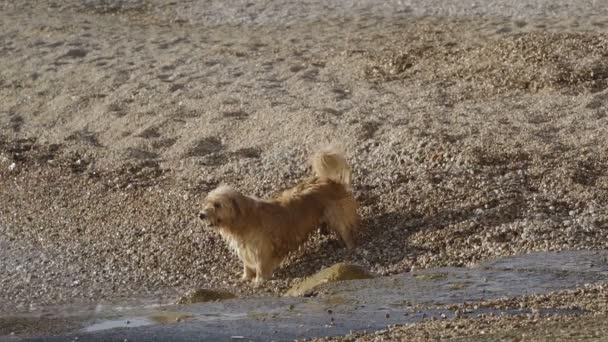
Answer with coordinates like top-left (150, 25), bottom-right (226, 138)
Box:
top-left (284, 263), bottom-right (374, 297)
top-left (175, 288), bottom-right (236, 304)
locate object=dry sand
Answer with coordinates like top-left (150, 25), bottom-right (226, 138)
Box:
top-left (2, 0), bottom-right (608, 338)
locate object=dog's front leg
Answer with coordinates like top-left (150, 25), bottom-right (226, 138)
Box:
top-left (254, 273), bottom-right (269, 286)
top-left (243, 264), bottom-right (256, 280)
top-left (254, 264), bottom-right (274, 286)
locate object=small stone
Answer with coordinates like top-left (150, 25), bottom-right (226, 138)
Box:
top-left (176, 288), bottom-right (236, 304)
top-left (454, 310), bottom-right (463, 318)
top-left (150, 312), bottom-right (193, 324)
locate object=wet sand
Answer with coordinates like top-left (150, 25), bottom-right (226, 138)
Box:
top-left (2, 0), bottom-right (608, 339)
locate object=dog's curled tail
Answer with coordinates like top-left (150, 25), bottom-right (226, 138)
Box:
top-left (311, 145), bottom-right (352, 187)
top-left (312, 146), bottom-right (359, 249)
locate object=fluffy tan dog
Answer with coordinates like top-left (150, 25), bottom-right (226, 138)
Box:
top-left (198, 147), bottom-right (359, 284)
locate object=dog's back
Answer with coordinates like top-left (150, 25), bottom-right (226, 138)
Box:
top-left (271, 146), bottom-right (359, 249)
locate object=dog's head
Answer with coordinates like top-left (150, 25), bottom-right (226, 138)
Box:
top-left (198, 185), bottom-right (242, 228)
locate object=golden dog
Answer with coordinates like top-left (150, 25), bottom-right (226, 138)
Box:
top-left (198, 147), bottom-right (359, 284)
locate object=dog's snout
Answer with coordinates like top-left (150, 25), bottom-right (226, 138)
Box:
top-left (198, 212), bottom-right (207, 220)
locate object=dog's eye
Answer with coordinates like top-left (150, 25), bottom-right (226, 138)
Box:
top-left (213, 202), bottom-right (221, 208)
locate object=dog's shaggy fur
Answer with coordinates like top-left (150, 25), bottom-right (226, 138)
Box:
top-left (198, 147), bottom-right (359, 284)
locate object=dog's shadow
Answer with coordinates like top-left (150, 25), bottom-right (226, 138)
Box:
top-left (273, 211), bottom-right (423, 280)
top-left (274, 196), bottom-right (527, 280)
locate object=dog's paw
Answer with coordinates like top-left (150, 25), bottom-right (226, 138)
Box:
top-left (253, 277), bottom-right (267, 287)
top-left (242, 266), bottom-right (256, 280)
top-left (242, 272), bottom-right (255, 281)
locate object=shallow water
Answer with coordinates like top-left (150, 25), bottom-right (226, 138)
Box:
top-left (84, 317), bottom-right (153, 332)
top-left (15, 250), bottom-right (608, 341)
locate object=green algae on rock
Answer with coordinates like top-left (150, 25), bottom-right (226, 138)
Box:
top-left (285, 263), bottom-right (374, 297)
top-left (176, 289), bottom-right (236, 304)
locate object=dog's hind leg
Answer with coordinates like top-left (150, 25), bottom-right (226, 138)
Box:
top-left (336, 224), bottom-right (356, 249)
top-left (324, 197), bottom-right (359, 249)
top-left (318, 222), bottom-right (330, 236)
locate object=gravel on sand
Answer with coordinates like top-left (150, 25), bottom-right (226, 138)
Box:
top-left (1, 1), bottom-right (608, 339)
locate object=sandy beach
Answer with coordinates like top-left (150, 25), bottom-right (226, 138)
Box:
top-left (2, 0), bottom-right (608, 339)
